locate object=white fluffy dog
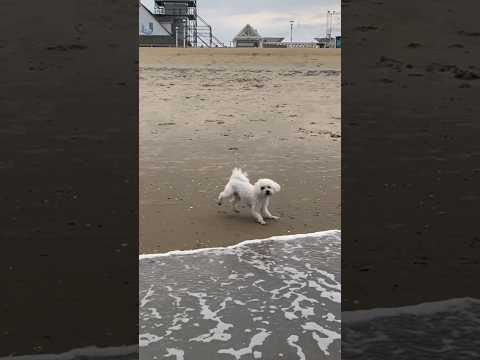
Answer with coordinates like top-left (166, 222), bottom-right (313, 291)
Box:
top-left (217, 168), bottom-right (281, 225)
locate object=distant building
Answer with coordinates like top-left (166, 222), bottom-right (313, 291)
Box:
top-left (314, 36), bottom-right (341, 48)
top-left (233, 24), bottom-right (337, 49)
top-left (285, 42), bottom-right (319, 48)
top-left (335, 36), bottom-right (341, 48)
top-left (139, 2), bottom-right (172, 36)
top-left (139, 1), bottom-right (176, 47)
top-left (232, 25), bottom-right (287, 48)
top-left (314, 37), bottom-right (332, 48)
top-left (262, 37), bottom-right (286, 48)
top-left (233, 24), bottom-right (263, 48)
top-left (139, 0), bottom-right (224, 47)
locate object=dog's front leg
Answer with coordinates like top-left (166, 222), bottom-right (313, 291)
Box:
top-left (251, 206), bottom-right (266, 225)
top-left (263, 207), bottom-right (280, 220)
top-left (262, 200), bottom-right (279, 220)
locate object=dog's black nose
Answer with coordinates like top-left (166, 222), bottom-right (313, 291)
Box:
top-left (266, 190), bottom-right (271, 195)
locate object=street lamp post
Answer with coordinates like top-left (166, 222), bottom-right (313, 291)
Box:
top-left (326, 10), bottom-right (337, 48)
top-left (289, 20), bottom-right (295, 43)
top-left (175, 26), bottom-right (179, 48)
top-left (183, 21), bottom-right (186, 48)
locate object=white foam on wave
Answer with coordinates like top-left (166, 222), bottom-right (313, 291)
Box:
top-left (282, 293), bottom-right (318, 320)
top-left (140, 284), bottom-right (155, 308)
top-left (139, 333), bottom-right (163, 347)
top-left (343, 297), bottom-right (480, 324)
top-left (188, 292), bottom-right (233, 343)
top-left (301, 321), bottom-right (341, 355)
top-left (308, 280), bottom-right (341, 303)
top-left (218, 329), bottom-right (271, 360)
top-left (0, 345), bottom-right (137, 360)
top-left (164, 348), bottom-right (184, 360)
top-left (287, 335), bottom-right (306, 360)
top-left (324, 312), bottom-right (340, 323)
top-left (139, 230), bottom-right (341, 259)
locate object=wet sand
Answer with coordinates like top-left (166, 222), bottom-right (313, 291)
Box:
top-left (342, 0), bottom-right (480, 310)
top-left (140, 48), bottom-right (341, 254)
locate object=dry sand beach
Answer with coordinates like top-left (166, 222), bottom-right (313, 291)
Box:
top-left (140, 48), bottom-right (341, 253)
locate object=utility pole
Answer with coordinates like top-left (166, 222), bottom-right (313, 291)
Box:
top-left (326, 10), bottom-right (336, 48)
top-left (183, 22), bottom-right (186, 48)
top-left (175, 25), bottom-right (179, 48)
top-left (289, 20), bottom-right (295, 43)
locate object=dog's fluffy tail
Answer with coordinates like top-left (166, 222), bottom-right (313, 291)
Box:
top-left (230, 168), bottom-right (249, 183)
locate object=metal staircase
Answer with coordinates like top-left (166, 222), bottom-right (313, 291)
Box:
top-left (152, 0), bottom-right (225, 47)
top-left (196, 14), bottom-right (225, 47)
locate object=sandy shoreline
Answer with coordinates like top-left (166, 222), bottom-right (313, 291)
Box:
top-left (140, 48), bottom-right (341, 254)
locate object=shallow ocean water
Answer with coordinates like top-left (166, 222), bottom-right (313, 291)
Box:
top-left (139, 230), bottom-right (341, 360)
top-left (342, 298), bottom-right (480, 360)
top-left (0, 347), bottom-right (138, 360)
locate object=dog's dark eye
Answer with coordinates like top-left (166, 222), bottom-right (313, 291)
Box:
top-left (267, 186), bottom-right (271, 189)
top-left (260, 186), bottom-right (265, 190)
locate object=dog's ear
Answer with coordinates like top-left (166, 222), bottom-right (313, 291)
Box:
top-left (271, 181), bottom-right (281, 193)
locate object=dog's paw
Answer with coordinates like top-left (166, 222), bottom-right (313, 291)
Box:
top-left (270, 215), bottom-right (280, 220)
top-left (258, 220), bottom-right (267, 225)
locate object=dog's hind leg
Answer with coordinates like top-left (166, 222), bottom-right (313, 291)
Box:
top-left (217, 192), bottom-right (225, 205)
top-left (232, 193), bottom-right (241, 213)
top-left (217, 185), bottom-right (234, 206)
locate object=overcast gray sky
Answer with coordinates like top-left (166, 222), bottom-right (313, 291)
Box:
top-left (142, 0), bottom-right (341, 44)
